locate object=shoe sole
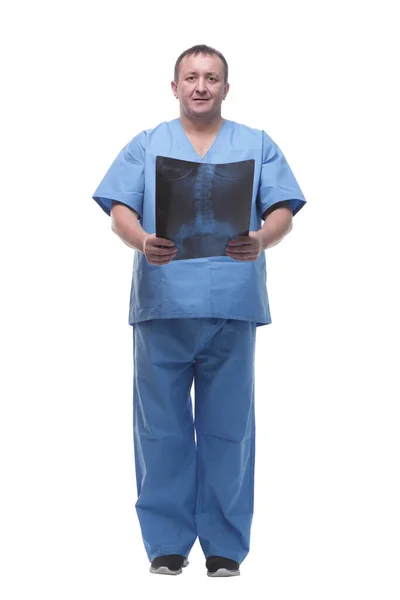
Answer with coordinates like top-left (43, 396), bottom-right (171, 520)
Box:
top-left (207, 568), bottom-right (240, 577)
top-left (150, 559), bottom-right (189, 575)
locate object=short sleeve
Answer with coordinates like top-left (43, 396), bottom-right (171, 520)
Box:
top-left (257, 130), bottom-right (306, 219)
top-left (92, 131), bottom-right (145, 219)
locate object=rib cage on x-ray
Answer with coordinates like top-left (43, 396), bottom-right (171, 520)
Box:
top-left (156, 157), bottom-right (255, 260)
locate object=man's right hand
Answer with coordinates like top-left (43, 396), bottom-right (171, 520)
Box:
top-left (142, 234), bottom-right (177, 266)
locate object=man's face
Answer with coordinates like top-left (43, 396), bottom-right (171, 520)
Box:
top-left (171, 53), bottom-right (229, 121)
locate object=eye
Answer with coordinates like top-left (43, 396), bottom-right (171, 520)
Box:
top-left (187, 76), bottom-right (196, 81)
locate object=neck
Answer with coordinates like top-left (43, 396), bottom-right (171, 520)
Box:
top-left (179, 111), bottom-right (224, 135)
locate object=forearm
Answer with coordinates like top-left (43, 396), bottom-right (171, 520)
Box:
top-left (110, 202), bottom-right (147, 253)
top-left (258, 206), bottom-right (293, 251)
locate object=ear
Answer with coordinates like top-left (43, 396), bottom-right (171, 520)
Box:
top-left (171, 80), bottom-right (178, 98)
top-left (223, 82), bottom-right (230, 100)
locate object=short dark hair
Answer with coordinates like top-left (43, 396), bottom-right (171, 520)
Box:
top-left (174, 44), bottom-right (229, 84)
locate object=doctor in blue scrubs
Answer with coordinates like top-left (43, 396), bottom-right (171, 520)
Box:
top-left (92, 44), bottom-right (306, 577)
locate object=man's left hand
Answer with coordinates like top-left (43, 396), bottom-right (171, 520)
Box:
top-left (225, 231), bottom-right (263, 261)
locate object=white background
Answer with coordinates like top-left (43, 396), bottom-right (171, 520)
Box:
top-left (1, 0), bottom-right (399, 598)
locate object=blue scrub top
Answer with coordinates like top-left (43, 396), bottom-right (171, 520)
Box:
top-left (92, 118), bottom-right (306, 327)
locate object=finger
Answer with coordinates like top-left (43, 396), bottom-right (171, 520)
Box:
top-left (228, 239), bottom-right (259, 250)
top-left (149, 256), bottom-right (175, 265)
top-left (226, 247), bottom-right (257, 256)
top-left (154, 238), bottom-right (176, 247)
top-left (227, 254), bottom-right (257, 261)
top-left (228, 237), bottom-right (251, 246)
top-left (148, 247), bottom-right (178, 257)
top-left (226, 247), bottom-right (254, 255)
top-left (154, 250), bottom-right (177, 258)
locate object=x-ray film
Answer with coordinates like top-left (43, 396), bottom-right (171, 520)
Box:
top-left (156, 156), bottom-right (255, 260)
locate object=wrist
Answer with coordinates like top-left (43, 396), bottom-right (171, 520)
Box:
top-left (256, 229), bottom-right (268, 251)
top-left (138, 231), bottom-right (147, 254)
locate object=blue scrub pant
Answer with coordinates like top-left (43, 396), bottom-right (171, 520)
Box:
top-left (132, 317), bottom-right (257, 564)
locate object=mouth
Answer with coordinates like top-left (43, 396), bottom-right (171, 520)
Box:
top-left (193, 98), bottom-right (209, 102)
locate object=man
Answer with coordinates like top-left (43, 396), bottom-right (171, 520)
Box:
top-left (92, 44), bottom-right (306, 577)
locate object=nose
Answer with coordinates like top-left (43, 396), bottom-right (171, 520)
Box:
top-left (196, 77), bottom-right (207, 93)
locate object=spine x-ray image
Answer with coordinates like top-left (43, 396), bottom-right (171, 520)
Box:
top-left (156, 156), bottom-right (255, 260)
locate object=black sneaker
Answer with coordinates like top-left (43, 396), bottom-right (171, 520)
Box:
top-left (149, 554), bottom-right (189, 575)
top-left (206, 555), bottom-right (240, 577)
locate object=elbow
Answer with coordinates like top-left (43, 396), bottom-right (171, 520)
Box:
top-left (281, 218), bottom-right (293, 241)
top-left (281, 213), bottom-right (293, 237)
top-left (110, 215), bottom-right (119, 234)
top-left (110, 201), bottom-right (119, 233)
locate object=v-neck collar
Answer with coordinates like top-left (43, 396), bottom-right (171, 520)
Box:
top-left (174, 117), bottom-right (228, 161)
